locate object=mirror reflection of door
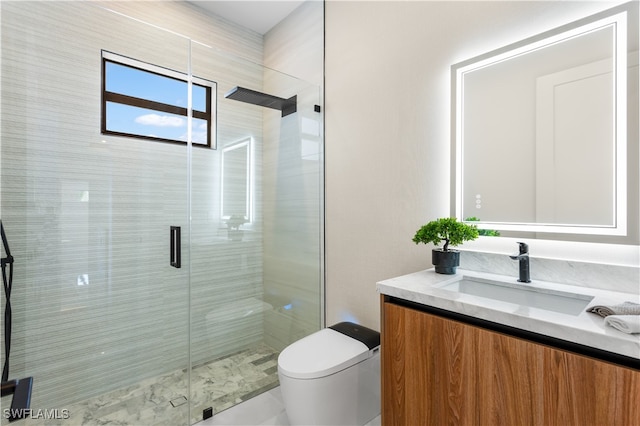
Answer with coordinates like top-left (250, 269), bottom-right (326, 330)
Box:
top-left (535, 58), bottom-right (614, 226)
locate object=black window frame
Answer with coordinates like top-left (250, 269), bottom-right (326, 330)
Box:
top-left (101, 51), bottom-right (216, 149)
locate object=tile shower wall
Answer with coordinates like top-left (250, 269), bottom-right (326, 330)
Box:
top-left (0, 0), bottom-right (266, 410)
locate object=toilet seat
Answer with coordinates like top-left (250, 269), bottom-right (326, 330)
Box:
top-left (278, 328), bottom-right (371, 379)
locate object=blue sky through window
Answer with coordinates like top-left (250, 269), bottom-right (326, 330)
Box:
top-left (106, 103), bottom-right (208, 144)
top-left (106, 62), bottom-right (207, 111)
top-left (104, 58), bottom-right (211, 145)
top-left (106, 62), bottom-right (187, 108)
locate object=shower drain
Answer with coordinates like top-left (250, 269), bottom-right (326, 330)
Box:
top-left (170, 396), bottom-right (188, 408)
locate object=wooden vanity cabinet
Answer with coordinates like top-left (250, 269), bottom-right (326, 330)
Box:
top-left (381, 296), bottom-right (640, 426)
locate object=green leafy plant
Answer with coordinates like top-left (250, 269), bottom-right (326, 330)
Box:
top-left (412, 217), bottom-right (479, 251)
top-left (464, 217), bottom-right (501, 237)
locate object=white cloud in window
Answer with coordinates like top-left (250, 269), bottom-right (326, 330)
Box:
top-left (192, 131), bottom-right (207, 144)
top-left (178, 131), bottom-right (207, 144)
top-left (135, 114), bottom-right (185, 127)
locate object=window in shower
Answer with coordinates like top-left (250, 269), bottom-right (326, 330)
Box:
top-left (101, 50), bottom-right (216, 148)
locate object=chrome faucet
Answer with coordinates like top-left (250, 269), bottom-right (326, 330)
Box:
top-left (509, 242), bottom-right (531, 283)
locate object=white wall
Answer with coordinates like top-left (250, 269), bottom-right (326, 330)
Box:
top-left (324, 1), bottom-right (629, 331)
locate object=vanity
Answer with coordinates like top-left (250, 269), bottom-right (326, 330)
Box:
top-left (377, 268), bottom-right (640, 425)
top-left (379, 2), bottom-right (640, 422)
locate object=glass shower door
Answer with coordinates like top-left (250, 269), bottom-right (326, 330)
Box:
top-left (1, 2), bottom-right (324, 424)
top-left (1, 3), bottom-right (192, 424)
top-left (188, 43), bottom-right (323, 422)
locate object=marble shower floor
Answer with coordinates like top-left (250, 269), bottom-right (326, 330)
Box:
top-left (19, 344), bottom-right (280, 426)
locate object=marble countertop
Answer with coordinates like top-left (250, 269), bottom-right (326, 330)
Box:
top-left (377, 268), bottom-right (640, 360)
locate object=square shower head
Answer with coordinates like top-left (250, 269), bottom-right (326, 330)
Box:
top-left (224, 86), bottom-right (296, 117)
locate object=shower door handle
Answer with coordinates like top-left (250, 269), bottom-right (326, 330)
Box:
top-left (170, 226), bottom-right (181, 268)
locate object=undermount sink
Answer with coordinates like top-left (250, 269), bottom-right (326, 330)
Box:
top-left (437, 276), bottom-right (594, 316)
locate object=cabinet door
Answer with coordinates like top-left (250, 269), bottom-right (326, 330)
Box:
top-left (382, 301), bottom-right (478, 425)
top-left (541, 346), bottom-right (640, 425)
top-left (476, 325), bottom-right (545, 425)
top-left (382, 299), bottom-right (640, 426)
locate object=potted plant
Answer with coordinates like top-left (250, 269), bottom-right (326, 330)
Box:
top-left (226, 215), bottom-right (247, 241)
top-left (412, 217), bottom-right (479, 274)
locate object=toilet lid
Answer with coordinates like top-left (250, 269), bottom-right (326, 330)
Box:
top-left (278, 328), bottom-right (371, 379)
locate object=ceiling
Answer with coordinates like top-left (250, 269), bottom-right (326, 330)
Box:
top-left (190, 1), bottom-right (305, 34)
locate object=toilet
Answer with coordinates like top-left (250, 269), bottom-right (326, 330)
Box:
top-left (277, 322), bottom-right (381, 425)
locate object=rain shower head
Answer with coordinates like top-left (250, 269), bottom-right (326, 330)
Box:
top-left (224, 86), bottom-right (297, 117)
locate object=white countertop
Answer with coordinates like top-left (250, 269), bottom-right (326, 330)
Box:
top-left (377, 268), bottom-right (640, 360)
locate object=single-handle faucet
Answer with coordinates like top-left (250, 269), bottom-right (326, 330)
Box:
top-left (509, 242), bottom-right (531, 283)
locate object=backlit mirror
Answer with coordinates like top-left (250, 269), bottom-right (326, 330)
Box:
top-left (452, 3), bottom-right (636, 238)
top-left (221, 138), bottom-right (252, 221)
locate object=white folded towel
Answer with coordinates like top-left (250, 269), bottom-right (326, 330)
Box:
top-left (604, 315), bottom-right (640, 334)
top-left (588, 301), bottom-right (640, 317)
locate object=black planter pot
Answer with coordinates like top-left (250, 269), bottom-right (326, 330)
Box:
top-left (432, 249), bottom-right (460, 274)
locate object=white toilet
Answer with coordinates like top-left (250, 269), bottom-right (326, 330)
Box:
top-left (277, 322), bottom-right (381, 425)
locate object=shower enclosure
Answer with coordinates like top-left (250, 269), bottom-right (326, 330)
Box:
top-left (1, 2), bottom-right (323, 425)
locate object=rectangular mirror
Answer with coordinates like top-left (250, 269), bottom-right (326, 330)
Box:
top-left (452, 3), bottom-right (637, 237)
